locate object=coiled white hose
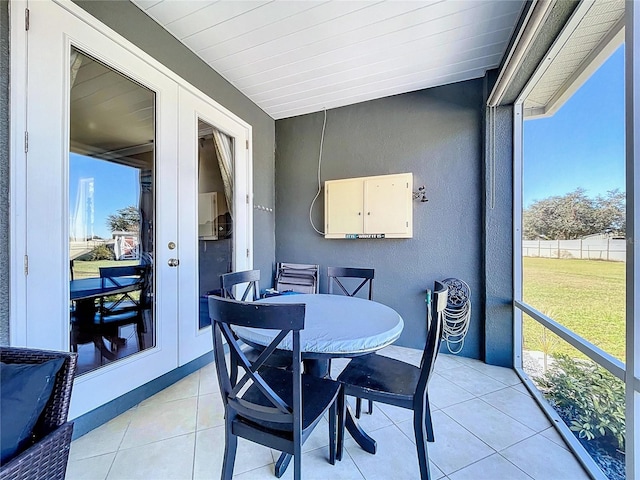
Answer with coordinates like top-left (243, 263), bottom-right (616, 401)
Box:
top-left (441, 278), bottom-right (471, 354)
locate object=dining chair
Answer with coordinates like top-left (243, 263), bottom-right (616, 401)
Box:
top-left (327, 266), bottom-right (374, 300)
top-left (220, 269), bottom-right (261, 301)
top-left (97, 265), bottom-right (149, 352)
top-left (208, 296), bottom-right (341, 480)
top-left (327, 266), bottom-right (375, 417)
top-left (275, 263), bottom-right (319, 294)
top-left (220, 270), bottom-right (291, 383)
top-left (336, 281), bottom-right (448, 480)
top-left (70, 265), bottom-right (148, 361)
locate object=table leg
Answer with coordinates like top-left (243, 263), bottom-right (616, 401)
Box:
top-left (73, 299), bottom-right (118, 362)
top-left (275, 358), bottom-right (377, 476)
top-left (303, 358), bottom-right (330, 378)
top-left (345, 401), bottom-right (377, 454)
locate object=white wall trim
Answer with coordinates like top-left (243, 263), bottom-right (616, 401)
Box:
top-left (9, 0), bottom-right (28, 346)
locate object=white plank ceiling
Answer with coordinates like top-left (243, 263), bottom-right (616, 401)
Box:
top-left (132, 0), bottom-right (525, 119)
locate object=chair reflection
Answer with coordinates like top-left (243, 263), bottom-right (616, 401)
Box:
top-left (70, 264), bottom-right (150, 371)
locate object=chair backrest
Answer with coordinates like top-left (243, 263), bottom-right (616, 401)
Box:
top-left (99, 265), bottom-right (147, 286)
top-left (208, 296), bottom-right (305, 430)
top-left (327, 266), bottom-right (374, 300)
top-left (275, 262), bottom-right (319, 294)
top-left (220, 270), bottom-right (260, 301)
top-left (99, 264), bottom-right (149, 311)
top-left (415, 281), bottom-right (448, 405)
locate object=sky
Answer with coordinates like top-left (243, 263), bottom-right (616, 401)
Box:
top-left (523, 45), bottom-right (625, 208)
top-left (69, 153), bottom-right (139, 239)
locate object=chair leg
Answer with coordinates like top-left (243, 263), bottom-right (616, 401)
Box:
top-left (329, 400), bottom-right (337, 465)
top-left (294, 441), bottom-right (302, 480)
top-left (222, 416), bottom-right (237, 480)
top-left (368, 399), bottom-right (374, 415)
top-left (413, 409), bottom-right (432, 480)
top-left (425, 396), bottom-right (434, 443)
top-left (355, 397), bottom-right (362, 418)
top-left (275, 453), bottom-right (292, 478)
top-left (337, 390), bottom-right (345, 461)
top-left (136, 324), bottom-right (145, 351)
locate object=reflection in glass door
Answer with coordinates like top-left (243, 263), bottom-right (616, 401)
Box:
top-left (68, 47), bottom-right (155, 375)
top-left (197, 120), bottom-right (233, 329)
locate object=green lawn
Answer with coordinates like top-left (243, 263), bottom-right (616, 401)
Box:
top-left (72, 259), bottom-right (138, 279)
top-left (523, 257), bottom-right (626, 361)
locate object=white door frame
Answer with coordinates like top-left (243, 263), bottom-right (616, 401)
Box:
top-left (9, 0), bottom-right (253, 417)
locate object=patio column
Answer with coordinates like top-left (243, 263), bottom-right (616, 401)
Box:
top-left (483, 100), bottom-right (514, 368)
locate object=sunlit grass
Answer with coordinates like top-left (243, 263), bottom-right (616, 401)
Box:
top-left (71, 259), bottom-right (138, 279)
top-left (522, 257), bottom-right (625, 362)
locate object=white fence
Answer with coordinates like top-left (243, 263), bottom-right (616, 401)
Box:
top-left (523, 238), bottom-right (626, 262)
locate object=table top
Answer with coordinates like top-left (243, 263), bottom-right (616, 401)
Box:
top-left (234, 294), bottom-right (403, 358)
top-left (70, 277), bottom-right (141, 301)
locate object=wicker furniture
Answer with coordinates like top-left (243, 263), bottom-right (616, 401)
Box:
top-left (0, 347), bottom-right (77, 480)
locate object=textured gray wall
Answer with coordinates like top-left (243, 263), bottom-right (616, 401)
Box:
top-left (275, 81), bottom-right (485, 357)
top-left (73, 0), bottom-right (276, 286)
top-left (484, 104), bottom-right (514, 367)
top-left (0, 0), bottom-right (9, 345)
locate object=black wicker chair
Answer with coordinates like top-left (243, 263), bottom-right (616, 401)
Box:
top-left (0, 347), bottom-right (77, 480)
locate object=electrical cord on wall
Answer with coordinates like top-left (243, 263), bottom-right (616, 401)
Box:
top-left (309, 109), bottom-right (327, 235)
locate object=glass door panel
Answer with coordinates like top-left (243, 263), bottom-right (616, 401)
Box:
top-left (68, 47), bottom-right (155, 375)
top-left (197, 120), bottom-right (233, 329)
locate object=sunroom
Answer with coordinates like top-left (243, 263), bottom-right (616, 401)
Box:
top-left (1, 1), bottom-right (639, 479)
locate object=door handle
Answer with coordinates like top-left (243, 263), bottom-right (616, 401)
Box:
top-left (168, 258), bottom-right (179, 267)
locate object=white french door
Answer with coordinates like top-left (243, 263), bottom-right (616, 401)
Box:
top-left (177, 88), bottom-right (252, 364)
top-left (10, 0), bottom-right (252, 418)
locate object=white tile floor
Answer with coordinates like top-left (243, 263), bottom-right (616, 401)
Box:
top-left (66, 347), bottom-right (591, 480)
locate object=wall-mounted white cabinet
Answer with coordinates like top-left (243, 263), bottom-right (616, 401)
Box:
top-left (324, 173), bottom-right (413, 239)
top-left (198, 191), bottom-right (218, 239)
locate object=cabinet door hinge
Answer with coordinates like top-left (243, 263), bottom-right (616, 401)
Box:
top-left (24, 255), bottom-right (29, 275)
top-left (25, 8), bottom-right (29, 31)
top-left (246, 139), bottom-right (249, 149)
top-left (246, 248), bottom-right (250, 258)
top-left (24, 132), bottom-right (28, 153)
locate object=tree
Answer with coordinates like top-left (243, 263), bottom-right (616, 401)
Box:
top-left (523, 188), bottom-right (625, 240)
top-left (594, 189), bottom-right (625, 235)
top-left (106, 206), bottom-right (140, 233)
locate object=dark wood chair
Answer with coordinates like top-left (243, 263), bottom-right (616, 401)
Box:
top-left (208, 296), bottom-right (341, 480)
top-left (336, 281), bottom-right (448, 480)
top-left (327, 266), bottom-right (374, 416)
top-left (70, 265), bottom-right (149, 363)
top-left (327, 266), bottom-right (374, 300)
top-left (220, 270), bottom-right (292, 384)
top-left (97, 265), bottom-right (149, 353)
top-left (220, 269), bottom-right (261, 301)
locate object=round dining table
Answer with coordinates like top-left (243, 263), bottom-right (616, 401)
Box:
top-left (235, 293), bottom-right (403, 374)
top-left (233, 293), bottom-right (404, 457)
